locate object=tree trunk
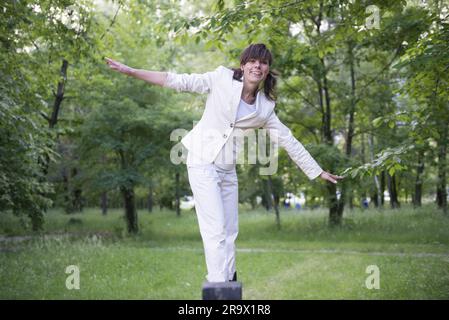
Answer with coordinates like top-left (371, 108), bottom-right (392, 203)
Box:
top-left (371, 192), bottom-right (379, 208)
top-left (318, 82), bottom-right (326, 142)
top-left (319, 58), bottom-right (343, 226)
top-left (348, 192), bottom-right (354, 210)
top-left (147, 183), bottom-right (153, 213)
top-left (380, 170), bottom-right (386, 206)
top-left (436, 125), bottom-right (448, 213)
top-left (387, 173), bottom-right (400, 209)
top-left (35, 59), bottom-right (69, 231)
top-left (118, 149), bottom-right (138, 233)
top-left (120, 186), bottom-right (138, 233)
top-left (263, 179), bottom-right (272, 211)
top-left (250, 196), bottom-right (256, 210)
top-left (101, 192), bottom-right (108, 215)
top-left (328, 183), bottom-right (341, 226)
top-left (368, 134), bottom-right (382, 208)
top-left (267, 176), bottom-right (280, 229)
top-left (342, 41), bottom-right (357, 213)
top-left (322, 62), bottom-right (332, 145)
top-left (175, 172), bottom-right (180, 217)
top-left (413, 150), bottom-right (425, 208)
top-left (71, 167), bottom-right (83, 212)
top-left (49, 59), bottom-right (68, 129)
top-left (62, 167), bottom-right (70, 211)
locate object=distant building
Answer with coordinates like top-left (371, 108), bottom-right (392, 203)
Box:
top-left (180, 195), bottom-right (195, 210)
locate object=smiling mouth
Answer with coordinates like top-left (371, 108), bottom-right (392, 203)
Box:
top-left (250, 72), bottom-right (262, 76)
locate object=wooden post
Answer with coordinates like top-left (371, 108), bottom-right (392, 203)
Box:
top-left (202, 282), bottom-right (242, 300)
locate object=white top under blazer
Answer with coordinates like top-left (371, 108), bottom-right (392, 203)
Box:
top-left (163, 65), bottom-right (323, 180)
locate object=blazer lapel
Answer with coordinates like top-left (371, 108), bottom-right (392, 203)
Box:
top-left (230, 78), bottom-right (243, 121)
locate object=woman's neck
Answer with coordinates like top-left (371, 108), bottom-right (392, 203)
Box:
top-left (241, 83), bottom-right (258, 105)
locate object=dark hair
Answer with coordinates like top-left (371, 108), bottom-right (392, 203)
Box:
top-left (232, 43), bottom-right (278, 101)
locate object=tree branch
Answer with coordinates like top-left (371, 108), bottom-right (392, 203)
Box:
top-left (99, 1), bottom-right (123, 40)
top-left (282, 80), bottom-right (322, 113)
top-left (40, 112), bottom-right (50, 122)
top-left (355, 46), bottom-right (402, 102)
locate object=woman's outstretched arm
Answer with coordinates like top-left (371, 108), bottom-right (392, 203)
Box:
top-left (105, 57), bottom-right (167, 86)
top-left (105, 57), bottom-right (225, 94)
top-left (264, 111), bottom-right (343, 184)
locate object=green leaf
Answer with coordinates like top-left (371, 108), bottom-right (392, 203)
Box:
top-left (372, 117), bottom-right (383, 128)
top-left (388, 167), bottom-right (396, 176)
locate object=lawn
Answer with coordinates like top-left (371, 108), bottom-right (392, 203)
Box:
top-left (1, 205), bottom-right (449, 299)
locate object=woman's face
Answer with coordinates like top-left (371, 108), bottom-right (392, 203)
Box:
top-left (241, 58), bottom-right (270, 85)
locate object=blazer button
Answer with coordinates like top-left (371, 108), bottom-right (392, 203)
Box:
top-left (223, 134), bottom-right (227, 139)
top-left (230, 123), bottom-right (234, 128)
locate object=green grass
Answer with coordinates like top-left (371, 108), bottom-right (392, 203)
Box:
top-left (1, 205), bottom-right (449, 299)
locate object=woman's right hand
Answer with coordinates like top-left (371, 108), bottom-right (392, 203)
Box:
top-left (105, 57), bottom-right (134, 75)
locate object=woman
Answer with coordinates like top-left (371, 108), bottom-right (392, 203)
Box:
top-left (106, 43), bottom-right (342, 283)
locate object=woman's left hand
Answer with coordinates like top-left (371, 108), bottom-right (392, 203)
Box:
top-left (319, 171), bottom-right (344, 184)
top-left (105, 57), bottom-right (134, 75)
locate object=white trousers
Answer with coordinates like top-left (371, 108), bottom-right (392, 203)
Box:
top-left (187, 163), bottom-right (239, 282)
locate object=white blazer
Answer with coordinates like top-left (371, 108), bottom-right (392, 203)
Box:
top-left (163, 65), bottom-right (323, 180)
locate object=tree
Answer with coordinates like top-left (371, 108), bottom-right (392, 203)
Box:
top-left (0, 0), bottom-right (96, 229)
top-left (395, 3), bottom-right (449, 213)
top-left (79, 98), bottom-right (168, 233)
